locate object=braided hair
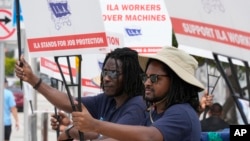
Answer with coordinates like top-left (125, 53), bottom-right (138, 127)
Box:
top-left (100, 48), bottom-right (145, 98)
top-left (145, 59), bottom-right (200, 113)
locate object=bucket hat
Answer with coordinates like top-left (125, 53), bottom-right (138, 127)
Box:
top-left (138, 46), bottom-right (204, 91)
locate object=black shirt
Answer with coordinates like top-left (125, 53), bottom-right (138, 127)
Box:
top-left (201, 116), bottom-right (229, 132)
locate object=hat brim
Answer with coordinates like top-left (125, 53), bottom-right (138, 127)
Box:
top-left (138, 54), bottom-right (204, 91)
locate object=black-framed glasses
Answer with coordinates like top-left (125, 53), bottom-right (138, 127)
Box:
top-left (101, 70), bottom-right (122, 79)
top-left (140, 73), bottom-right (168, 83)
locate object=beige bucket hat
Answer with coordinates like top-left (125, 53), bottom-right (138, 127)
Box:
top-left (138, 46), bottom-right (204, 91)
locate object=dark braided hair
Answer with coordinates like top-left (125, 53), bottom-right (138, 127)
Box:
top-left (145, 59), bottom-right (200, 113)
top-left (100, 47), bottom-right (145, 98)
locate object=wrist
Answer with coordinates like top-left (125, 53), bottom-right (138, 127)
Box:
top-left (97, 133), bottom-right (103, 139)
top-left (33, 78), bottom-right (42, 90)
top-left (65, 125), bottom-right (74, 140)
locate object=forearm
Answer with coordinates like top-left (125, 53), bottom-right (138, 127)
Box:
top-left (70, 127), bottom-right (99, 140)
top-left (11, 107), bottom-right (19, 123)
top-left (93, 137), bottom-right (120, 141)
top-left (16, 57), bottom-right (77, 112)
top-left (71, 128), bottom-right (119, 141)
top-left (30, 75), bottom-right (74, 112)
top-left (94, 120), bottom-right (162, 141)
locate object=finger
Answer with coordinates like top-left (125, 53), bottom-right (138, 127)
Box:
top-left (72, 100), bottom-right (80, 111)
top-left (14, 63), bottom-right (22, 73)
top-left (71, 111), bottom-right (79, 117)
top-left (73, 120), bottom-right (79, 128)
top-left (15, 71), bottom-right (23, 79)
top-left (50, 117), bottom-right (55, 123)
top-left (72, 104), bottom-right (84, 115)
top-left (15, 61), bottom-right (20, 68)
top-left (81, 103), bottom-right (87, 111)
top-left (207, 95), bottom-right (214, 101)
top-left (203, 89), bottom-right (208, 95)
top-left (58, 111), bottom-right (67, 117)
top-left (20, 55), bottom-right (26, 63)
top-left (51, 120), bottom-right (58, 126)
top-left (50, 121), bottom-right (56, 127)
top-left (51, 125), bottom-right (58, 130)
top-left (73, 100), bottom-right (78, 105)
top-left (51, 112), bottom-right (55, 116)
top-left (50, 117), bottom-right (57, 123)
top-left (18, 56), bottom-right (28, 71)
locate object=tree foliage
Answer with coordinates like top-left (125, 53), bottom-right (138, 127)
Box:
top-left (5, 57), bottom-right (16, 76)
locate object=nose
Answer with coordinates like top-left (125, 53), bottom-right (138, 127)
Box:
top-left (103, 74), bottom-right (111, 81)
top-left (143, 77), bottom-right (152, 85)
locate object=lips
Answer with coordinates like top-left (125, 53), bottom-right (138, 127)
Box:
top-left (145, 88), bottom-right (152, 95)
top-left (103, 85), bottom-right (113, 91)
top-left (103, 85), bottom-right (112, 88)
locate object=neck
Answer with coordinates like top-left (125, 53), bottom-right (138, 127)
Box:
top-left (114, 94), bottom-right (129, 108)
top-left (150, 96), bottom-right (167, 113)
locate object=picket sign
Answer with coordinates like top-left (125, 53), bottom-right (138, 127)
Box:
top-left (21, 0), bottom-right (172, 96)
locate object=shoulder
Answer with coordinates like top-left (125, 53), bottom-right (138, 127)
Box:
top-left (81, 93), bottom-right (109, 104)
top-left (126, 96), bottom-right (145, 104)
top-left (164, 103), bottom-right (198, 120)
top-left (124, 96), bottom-right (146, 109)
top-left (128, 95), bottom-right (144, 101)
top-left (90, 93), bottom-right (115, 104)
top-left (4, 89), bottom-right (13, 96)
top-left (167, 103), bottom-right (193, 112)
top-left (4, 88), bottom-right (12, 93)
top-left (84, 93), bottom-right (107, 99)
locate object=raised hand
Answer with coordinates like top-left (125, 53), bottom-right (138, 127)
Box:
top-left (15, 55), bottom-right (34, 82)
top-left (200, 91), bottom-right (214, 112)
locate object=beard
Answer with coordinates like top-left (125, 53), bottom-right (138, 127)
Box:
top-left (106, 88), bottom-right (124, 98)
top-left (145, 92), bottom-right (167, 104)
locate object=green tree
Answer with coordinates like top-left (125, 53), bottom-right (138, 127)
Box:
top-left (5, 57), bottom-right (16, 76)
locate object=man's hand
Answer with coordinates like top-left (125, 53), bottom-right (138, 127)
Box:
top-left (200, 91), bottom-right (214, 112)
top-left (50, 111), bottom-right (71, 132)
top-left (72, 104), bottom-right (96, 133)
top-left (57, 131), bottom-right (71, 141)
top-left (15, 55), bottom-right (34, 83)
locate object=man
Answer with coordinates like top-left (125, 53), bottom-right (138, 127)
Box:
top-left (201, 103), bottom-right (229, 132)
top-left (15, 48), bottom-right (146, 140)
top-left (3, 78), bottom-right (19, 141)
top-left (71, 46), bottom-right (205, 141)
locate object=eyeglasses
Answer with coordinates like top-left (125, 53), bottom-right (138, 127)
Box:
top-left (140, 73), bottom-right (168, 83)
top-left (101, 70), bottom-right (122, 79)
